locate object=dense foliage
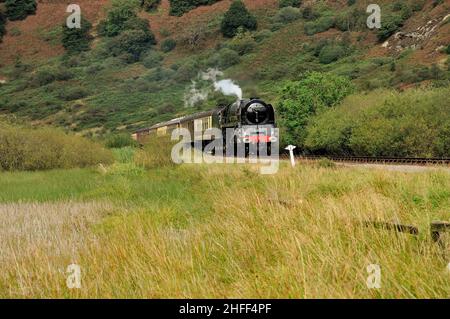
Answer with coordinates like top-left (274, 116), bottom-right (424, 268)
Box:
top-left (278, 72), bottom-right (354, 148)
top-left (169, 0), bottom-right (220, 17)
top-left (5, 0), bottom-right (36, 21)
top-left (0, 123), bottom-right (113, 171)
top-left (221, 0), bottom-right (257, 38)
top-left (62, 17), bottom-right (93, 53)
top-left (305, 88), bottom-right (450, 157)
top-left (279, 0), bottom-right (302, 8)
top-left (97, 1), bottom-right (147, 37)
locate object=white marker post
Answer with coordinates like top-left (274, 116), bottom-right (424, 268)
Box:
top-left (285, 145), bottom-right (297, 168)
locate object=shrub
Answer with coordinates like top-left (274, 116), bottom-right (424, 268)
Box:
top-left (253, 29), bottom-right (272, 43)
top-left (0, 125), bottom-right (113, 171)
top-left (445, 44), bottom-right (450, 55)
top-left (215, 48), bottom-right (241, 69)
top-left (141, 0), bottom-right (161, 12)
top-left (30, 69), bottom-right (56, 87)
top-left (335, 8), bottom-right (366, 32)
top-left (58, 86), bottom-right (88, 101)
top-left (305, 88), bottom-right (450, 157)
top-left (134, 136), bottom-right (176, 169)
top-left (107, 29), bottom-right (156, 62)
top-left (5, 0), bottom-right (36, 21)
top-left (161, 38), bottom-right (176, 52)
top-left (279, 0), bottom-right (301, 8)
top-left (178, 23), bottom-right (208, 50)
top-left (62, 17), bottom-right (93, 53)
top-left (377, 14), bottom-right (404, 42)
top-left (142, 51), bottom-right (163, 68)
top-left (173, 59), bottom-right (198, 82)
top-left (226, 31), bottom-right (256, 55)
top-left (304, 16), bottom-right (335, 35)
top-left (221, 0), bottom-right (257, 38)
top-left (302, 6), bottom-right (318, 20)
top-left (278, 72), bottom-right (354, 148)
top-left (169, 0), bottom-right (220, 17)
top-left (105, 133), bottom-right (139, 148)
top-left (97, 1), bottom-right (151, 37)
top-left (318, 45), bottom-right (346, 64)
top-left (274, 6), bottom-right (301, 24)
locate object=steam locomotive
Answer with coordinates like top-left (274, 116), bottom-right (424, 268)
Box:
top-left (133, 98), bottom-right (277, 156)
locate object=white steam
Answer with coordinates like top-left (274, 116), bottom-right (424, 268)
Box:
top-left (214, 79), bottom-right (243, 100)
top-left (184, 68), bottom-right (243, 107)
top-left (184, 81), bottom-right (209, 108)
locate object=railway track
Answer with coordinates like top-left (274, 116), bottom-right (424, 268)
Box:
top-left (281, 154), bottom-right (450, 166)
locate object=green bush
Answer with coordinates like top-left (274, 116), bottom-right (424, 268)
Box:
top-left (0, 124), bottom-right (113, 171)
top-left (302, 6), bottom-right (318, 20)
top-left (105, 133), bottom-right (139, 149)
top-left (161, 38), bottom-right (176, 52)
top-left (169, 0), bottom-right (220, 17)
top-left (334, 8), bottom-right (366, 32)
top-left (305, 88), bottom-right (450, 157)
top-left (30, 69), bottom-right (56, 87)
top-left (5, 0), bottom-right (36, 21)
top-left (445, 44), bottom-right (450, 55)
top-left (279, 0), bottom-right (301, 8)
top-left (274, 6), bottom-right (301, 24)
top-left (142, 50), bottom-right (164, 68)
top-left (278, 72), bottom-right (354, 148)
top-left (377, 14), bottom-right (404, 42)
top-left (253, 29), bottom-right (272, 43)
top-left (107, 29), bottom-right (156, 62)
top-left (215, 48), bottom-right (241, 69)
top-left (304, 16), bottom-right (335, 35)
top-left (318, 45), bottom-right (346, 64)
top-left (62, 17), bottom-right (92, 53)
top-left (221, 0), bottom-right (257, 38)
top-left (58, 86), bottom-right (88, 101)
top-left (97, 1), bottom-right (149, 37)
top-left (226, 32), bottom-right (256, 55)
top-left (173, 59), bottom-right (198, 82)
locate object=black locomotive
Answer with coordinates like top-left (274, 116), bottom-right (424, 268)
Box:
top-left (133, 98), bottom-right (277, 156)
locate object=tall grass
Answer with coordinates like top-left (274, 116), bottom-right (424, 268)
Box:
top-left (134, 136), bottom-right (176, 169)
top-left (0, 163), bottom-right (448, 298)
top-left (0, 124), bottom-right (113, 171)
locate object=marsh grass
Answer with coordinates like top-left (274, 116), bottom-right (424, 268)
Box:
top-left (0, 163), bottom-right (449, 298)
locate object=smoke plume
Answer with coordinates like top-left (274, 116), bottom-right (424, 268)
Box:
top-left (183, 68), bottom-right (243, 107)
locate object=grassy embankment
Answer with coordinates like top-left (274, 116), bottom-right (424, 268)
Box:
top-left (0, 148), bottom-right (448, 298)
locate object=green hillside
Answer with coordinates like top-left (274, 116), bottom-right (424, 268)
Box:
top-left (0, 0), bottom-right (449, 156)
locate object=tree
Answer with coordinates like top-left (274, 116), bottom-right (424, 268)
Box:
top-left (169, 0), bottom-right (220, 17)
top-left (97, 1), bottom-right (138, 37)
top-left (221, 0), bottom-right (257, 38)
top-left (277, 72), bottom-right (354, 148)
top-left (279, 0), bottom-right (301, 8)
top-left (5, 0), bottom-right (36, 21)
top-left (62, 17), bottom-right (93, 53)
top-left (107, 29), bottom-right (156, 62)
